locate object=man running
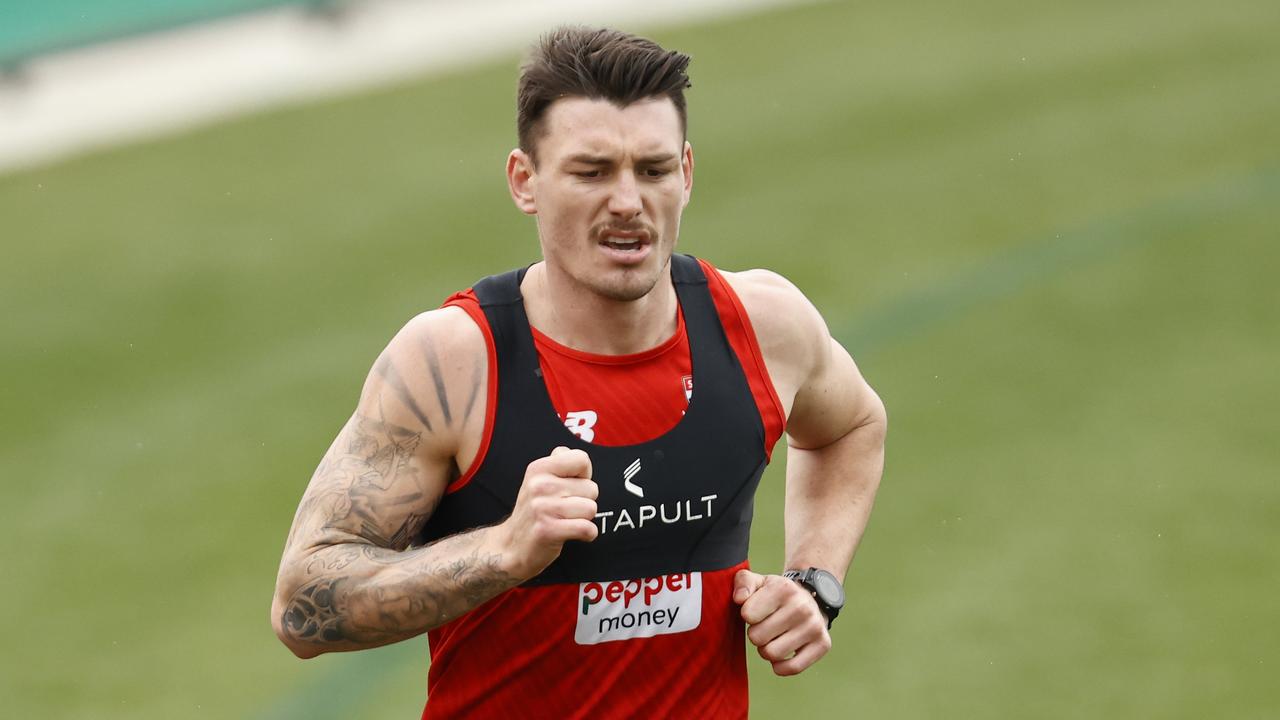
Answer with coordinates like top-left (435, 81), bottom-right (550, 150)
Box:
top-left (272, 26), bottom-right (886, 719)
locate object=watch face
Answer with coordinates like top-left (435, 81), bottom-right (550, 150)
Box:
top-left (812, 571), bottom-right (845, 609)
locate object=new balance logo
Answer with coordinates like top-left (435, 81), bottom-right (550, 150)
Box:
top-left (623, 459), bottom-right (643, 497)
top-left (563, 410), bottom-right (598, 442)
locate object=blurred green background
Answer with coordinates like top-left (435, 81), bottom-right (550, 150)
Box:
top-left (2, 0), bottom-right (1278, 716)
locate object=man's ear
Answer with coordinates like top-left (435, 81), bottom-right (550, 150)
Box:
top-left (681, 141), bottom-right (695, 208)
top-left (507, 149), bottom-right (537, 215)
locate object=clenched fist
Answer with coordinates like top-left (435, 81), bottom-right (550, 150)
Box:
top-left (497, 446), bottom-right (598, 581)
top-left (733, 569), bottom-right (832, 676)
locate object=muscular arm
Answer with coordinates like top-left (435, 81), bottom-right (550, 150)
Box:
top-left (782, 336), bottom-right (885, 581)
top-left (742, 271), bottom-right (885, 579)
top-left (729, 270), bottom-right (885, 580)
top-left (726, 269), bottom-right (885, 675)
top-left (271, 309), bottom-right (517, 658)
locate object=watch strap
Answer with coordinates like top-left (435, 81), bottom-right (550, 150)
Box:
top-left (783, 567), bottom-right (841, 628)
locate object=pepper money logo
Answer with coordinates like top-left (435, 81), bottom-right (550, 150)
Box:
top-left (574, 573), bottom-right (702, 645)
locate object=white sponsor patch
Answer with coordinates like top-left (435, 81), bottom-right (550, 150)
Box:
top-left (575, 573), bottom-right (702, 645)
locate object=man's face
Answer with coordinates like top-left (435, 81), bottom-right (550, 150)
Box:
top-left (508, 96), bottom-right (693, 303)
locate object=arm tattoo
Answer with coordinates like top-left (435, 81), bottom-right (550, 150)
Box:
top-left (373, 357), bottom-right (434, 432)
top-left (421, 335), bottom-right (453, 425)
top-left (287, 409), bottom-right (428, 551)
top-left (279, 530), bottom-right (515, 649)
top-left (280, 404), bottom-right (513, 653)
top-left (281, 577), bottom-right (346, 643)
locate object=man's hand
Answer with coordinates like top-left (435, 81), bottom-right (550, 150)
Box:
top-left (733, 569), bottom-right (832, 676)
top-left (495, 446), bottom-right (599, 580)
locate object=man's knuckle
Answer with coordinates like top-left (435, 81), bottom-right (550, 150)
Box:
top-left (773, 661), bottom-right (799, 677)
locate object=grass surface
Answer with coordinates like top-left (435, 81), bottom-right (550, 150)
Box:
top-left (2, 0), bottom-right (1278, 716)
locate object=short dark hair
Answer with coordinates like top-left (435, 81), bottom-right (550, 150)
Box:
top-left (516, 26), bottom-right (692, 160)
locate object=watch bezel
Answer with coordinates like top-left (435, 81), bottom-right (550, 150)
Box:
top-left (784, 567), bottom-right (845, 627)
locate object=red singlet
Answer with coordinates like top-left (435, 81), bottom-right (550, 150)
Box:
top-left (423, 259), bottom-right (785, 719)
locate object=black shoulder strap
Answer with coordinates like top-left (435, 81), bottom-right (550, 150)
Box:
top-left (472, 257), bottom-right (715, 377)
top-left (670, 252), bottom-right (708, 286)
top-left (472, 266), bottom-right (527, 308)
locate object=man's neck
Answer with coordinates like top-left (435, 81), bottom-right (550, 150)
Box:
top-left (521, 261), bottom-right (678, 356)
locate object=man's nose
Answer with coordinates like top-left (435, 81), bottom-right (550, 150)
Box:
top-left (607, 172), bottom-right (643, 218)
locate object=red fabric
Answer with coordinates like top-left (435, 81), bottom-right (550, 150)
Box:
top-left (422, 562), bottom-right (748, 720)
top-left (531, 304), bottom-right (691, 447)
top-left (427, 261), bottom-right (784, 719)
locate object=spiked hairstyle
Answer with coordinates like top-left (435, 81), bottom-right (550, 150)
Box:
top-left (516, 26), bottom-right (692, 161)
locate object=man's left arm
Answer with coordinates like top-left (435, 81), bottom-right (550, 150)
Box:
top-left (727, 269), bottom-right (886, 676)
top-left (783, 332), bottom-right (885, 585)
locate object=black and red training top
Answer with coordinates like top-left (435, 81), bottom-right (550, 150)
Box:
top-left (417, 255), bottom-right (785, 719)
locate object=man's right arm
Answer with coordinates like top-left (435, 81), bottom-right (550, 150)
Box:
top-left (270, 308), bottom-right (598, 659)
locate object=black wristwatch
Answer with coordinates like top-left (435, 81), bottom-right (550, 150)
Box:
top-left (783, 567), bottom-right (845, 628)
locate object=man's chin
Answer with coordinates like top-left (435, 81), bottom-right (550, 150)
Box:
top-left (592, 265), bottom-right (667, 302)
top-left (594, 279), bottom-right (659, 303)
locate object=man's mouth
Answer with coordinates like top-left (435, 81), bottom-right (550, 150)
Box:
top-left (599, 229), bottom-right (650, 252)
top-left (603, 236), bottom-right (644, 251)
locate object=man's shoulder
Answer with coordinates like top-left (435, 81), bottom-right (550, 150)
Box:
top-left (707, 264), bottom-right (831, 401)
top-left (366, 305), bottom-right (489, 415)
top-left (388, 303), bottom-right (490, 391)
top-left (351, 303), bottom-right (491, 457)
top-left (713, 266), bottom-right (826, 346)
top-left (716, 267), bottom-right (800, 301)
top-left (393, 304), bottom-right (487, 359)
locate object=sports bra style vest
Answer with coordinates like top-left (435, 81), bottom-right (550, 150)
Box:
top-left (416, 254), bottom-right (768, 583)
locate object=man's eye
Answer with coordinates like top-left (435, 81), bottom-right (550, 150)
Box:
top-left (644, 168), bottom-right (670, 178)
top-left (575, 170), bottom-right (601, 179)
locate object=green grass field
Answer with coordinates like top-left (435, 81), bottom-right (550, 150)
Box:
top-left (2, 0), bottom-right (1278, 716)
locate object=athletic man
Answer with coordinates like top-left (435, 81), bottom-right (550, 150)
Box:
top-left (272, 26), bottom-right (885, 718)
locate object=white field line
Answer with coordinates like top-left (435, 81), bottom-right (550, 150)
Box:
top-left (0, 0), bottom-right (820, 175)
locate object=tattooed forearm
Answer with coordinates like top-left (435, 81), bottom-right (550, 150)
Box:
top-left (278, 529), bottom-right (515, 653)
top-left (275, 313), bottom-right (499, 658)
top-left (277, 402), bottom-right (512, 656)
